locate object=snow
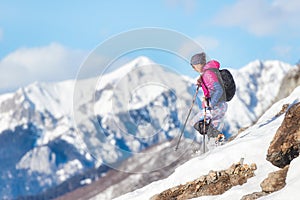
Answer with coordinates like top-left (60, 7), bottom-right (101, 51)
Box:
top-left (80, 178), bottom-right (92, 185)
top-left (94, 90), bottom-right (113, 115)
top-left (113, 86), bottom-right (300, 200)
top-left (0, 92), bottom-right (14, 104)
top-left (56, 159), bottom-right (84, 182)
top-left (25, 80), bottom-right (75, 117)
top-left (16, 146), bottom-right (55, 175)
top-left (94, 58), bottom-right (172, 115)
top-left (36, 121), bottom-right (70, 145)
top-left (128, 83), bottom-right (167, 110)
top-left (96, 56), bottom-right (155, 91)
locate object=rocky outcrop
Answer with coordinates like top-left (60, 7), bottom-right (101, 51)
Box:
top-left (150, 160), bottom-right (257, 200)
top-left (241, 165), bottom-right (289, 200)
top-left (266, 102), bottom-right (300, 168)
top-left (260, 165), bottom-right (289, 193)
top-left (275, 65), bottom-right (300, 101)
top-left (242, 103), bottom-right (300, 199)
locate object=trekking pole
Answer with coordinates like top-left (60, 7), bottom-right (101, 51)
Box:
top-left (175, 85), bottom-right (200, 151)
top-left (203, 106), bottom-right (207, 153)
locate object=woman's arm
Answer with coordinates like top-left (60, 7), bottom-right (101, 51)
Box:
top-left (210, 82), bottom-right (223, 107)
top-left (202, 70), bottom-right (224, 107)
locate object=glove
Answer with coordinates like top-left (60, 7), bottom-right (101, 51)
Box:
top-left (201, 97), bottom-right (211, 109)
top-left (197, 77), bottom-right (202, 86)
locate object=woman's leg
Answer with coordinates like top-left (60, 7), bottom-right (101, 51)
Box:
top-left (211, 102), bottom-right (228, 130)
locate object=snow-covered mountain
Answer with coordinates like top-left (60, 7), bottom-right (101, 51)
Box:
top-left (224, 60), bottom-right (292, 134)
top-left (0, 56), bottom-right (193, 199)
top-left (112, 86), bottom-right (300, 200)
top-left (0, 56), bottom-right (294, 199)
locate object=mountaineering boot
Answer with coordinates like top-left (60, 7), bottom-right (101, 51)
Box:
top-left (194, 120), bottom-right (224, 138)
top-left (207, 124), bottom-right (223, 138)
top-left (193, 120), bottom-right (210, 135)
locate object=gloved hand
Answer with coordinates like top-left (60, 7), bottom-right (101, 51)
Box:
top-left (201, 97), bottom-right (211, 109)
top-left (202, 97), bottom-right (212, 120)
top-left (197, 77), bottom-right (202, 86)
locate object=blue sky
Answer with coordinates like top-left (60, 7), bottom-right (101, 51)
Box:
top-left (0, 0), bottom-right (300, 93)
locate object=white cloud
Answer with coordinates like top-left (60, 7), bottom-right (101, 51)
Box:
top-left (214, 0), bottom-right (300, 36)
top-left (0, 43), bottom-right (87, 91)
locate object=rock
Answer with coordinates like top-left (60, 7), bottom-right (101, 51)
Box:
top-left (260, 165), bottom-right (289, 193)
top-left (250, 163), bottom-right (257, 170)
top-left (241, 191), bottom-right (268, 200)
top-left (267, 102), bottom-right (300, 168)
top-left (206, 171), bottom-right (218, 183)
top-left (151, 160), bottom-right (256, 200)
top-left (274, 104), bottom-right (289, 118)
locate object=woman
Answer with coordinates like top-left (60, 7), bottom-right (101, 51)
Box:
top-left (190, 52), bottom-right (227, 137)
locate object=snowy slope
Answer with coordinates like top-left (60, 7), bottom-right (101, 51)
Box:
top-left (113, 86), bottom-right (300, 200)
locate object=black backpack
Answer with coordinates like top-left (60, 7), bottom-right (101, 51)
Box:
top-left (207, 68), bottom-right (236, 102)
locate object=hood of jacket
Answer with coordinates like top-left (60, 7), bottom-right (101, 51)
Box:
top-left (203, 60), bottom-right (220, 71)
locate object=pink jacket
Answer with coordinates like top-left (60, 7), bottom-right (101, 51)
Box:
top-left (200, 60), bottom-right (224, 107)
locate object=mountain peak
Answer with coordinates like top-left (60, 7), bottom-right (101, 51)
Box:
top-left (102, 56), bottom-right (154, 80)
top-left (130, 56), bottom-right (155, 67)
top-left (240, 59), bottom-right (292, 74)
